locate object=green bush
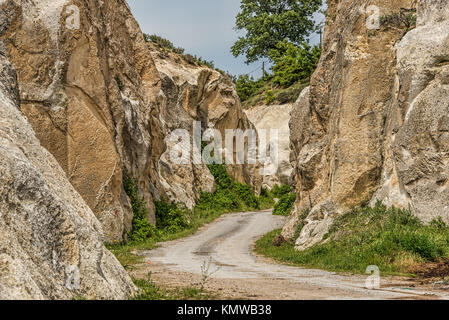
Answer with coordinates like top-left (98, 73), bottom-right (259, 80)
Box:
top-left (144, 34), bottom-right (185, 54)
top-left (265, 89), bottom-right (275, 104)
top-left (232, 181), bottom-right (259, 209)
top-left (273, 193), bottom-right (296, 216)
top-left (380, 9), bottom-right (417, 31)
top-left (155, 200), bottom-right (189, 234)
top-left (271, 184), bottom-right (292, 198)
top-left (123, 165), bottom-right (273, 247)
top-left (124, 178), bottom-right (159, 242)
top-left (208, 164), bottom-right (232, 190)
top-left (235, 75), bottom-right (265, 102)
top-left (269, 41), bottom-right (321, 88)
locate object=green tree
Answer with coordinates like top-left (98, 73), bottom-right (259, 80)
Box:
top-left (269, 41), bottom-right (321, 87)
top-left (232, 0), bottom-right (322, 64)
top-left (235, 74), bottom-right (264, 102)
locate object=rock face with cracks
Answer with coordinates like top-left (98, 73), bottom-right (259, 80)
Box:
top-left (150, 45), bottom-right (262, 207)
top-left (284, 0), bottom-right (449, 250)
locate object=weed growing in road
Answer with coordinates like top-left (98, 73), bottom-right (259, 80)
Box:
top-left (256, 203), bottom-right (449, 276)
top-left (200, 257), bottom-right (221, 291)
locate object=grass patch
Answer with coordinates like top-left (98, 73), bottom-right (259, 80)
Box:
top-left (133, 273), bottom-right (214, 300)
top-left (241, 79), bottom-right (309, 109)
top-left (256, 203), bottom-right (449, 276)
top-left (272, 185), bottom-right (296, 216)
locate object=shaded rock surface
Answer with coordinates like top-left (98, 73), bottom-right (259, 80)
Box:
top-left (284, 0), bottom-right (449, 249)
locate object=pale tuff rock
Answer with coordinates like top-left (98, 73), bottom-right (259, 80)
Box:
top-left (245, 103), bottom-right (294, 189)
top-left (150, 45), bottom-right (262, 202)
top-left (286, 0), bottom-right (449, 249)
top-left (0, 55), bottom-right (135, 300)
top-left (373, 0), bottom-right (449, 222)
top-left (1, 0), bottom-right (165, 241)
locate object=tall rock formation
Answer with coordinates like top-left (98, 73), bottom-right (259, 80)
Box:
top-left (245, 103), bottom-right (294, 189)
top-left (1, 0), bottom-right (166, 242)
top-left (0, 49), bottom-right (134, 299)
top-left (284, 0), bottom-right (449, 249)
top-left (150, 45), bottom-right (262, 206)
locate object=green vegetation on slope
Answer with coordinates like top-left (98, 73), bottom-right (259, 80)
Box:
top-left (235, 43), bottom-right (319, 108)
top-left (109, 166), bottom-right (275, 267)
top-left (231, 0), bottom-right (323, 64)
top-left (144, 33), bottom-right (234, 80)
top-left (256, 203), bottom-right (449, 275)
top-left (273, 193), bottom-right (296, 216)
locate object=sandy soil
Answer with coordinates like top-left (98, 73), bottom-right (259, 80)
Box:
top-left (131, 210), bottom-right (449, 300)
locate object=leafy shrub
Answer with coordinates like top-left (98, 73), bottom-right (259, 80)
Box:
top-left (258, 187), bottom-right (276, 210)
top-left (235, 75), bottom-right (265, 102)
top-left (232, 181), bottom-right (259, 209)
top-left (265, 89), bottom-right (275, 104)
top-left (380, 9), bottom-right (417, 31)
top-left (155, 200), bottom-right (189, 234)
top-left (269, 41), bottom-right (321, 88)
top-left (273, 193), bottom-right (296, 216)
top-left (271, 184), bottom-right (292, 198)
top-left (124, 178), bottom-right (159, 242)
top-left (144, 34), bottom-right (185, 54)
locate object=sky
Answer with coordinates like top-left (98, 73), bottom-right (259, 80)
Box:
top-left (127, 0), bottom-right (324, 78)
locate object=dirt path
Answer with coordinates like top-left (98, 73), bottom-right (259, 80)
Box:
top-left (134, 210), bottom-right (449, 300)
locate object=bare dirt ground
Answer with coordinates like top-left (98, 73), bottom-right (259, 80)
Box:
top-left (130, 210), bottom-right (449, 300)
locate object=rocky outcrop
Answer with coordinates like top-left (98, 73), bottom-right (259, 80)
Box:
top-left (0, 51), bottom-right (135, 299)
top-left (1, 0), bottom-right (167, 242)
top-left (245, 103), bottom-right (294, 189)
top-left (284, 0), bottom-right (449, 249)
top-left (372, 0), bottom-right (449, 223)
top-left (151, 46), bottom-right (262, 205)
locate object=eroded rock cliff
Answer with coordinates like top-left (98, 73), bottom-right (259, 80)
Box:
top-left (151, 45), bottom-right (262, 206)
top-left (1, 0), bottom-right (166, 242)
top-left (245, 103), bottom-right (294, 189)
top-left (1, 0), bottom-right (262, 244)
top-left (284, 0), bottom-right (449, 249)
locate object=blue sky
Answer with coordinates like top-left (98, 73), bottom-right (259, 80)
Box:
top-left (127, 0), bottom-right (323, 78)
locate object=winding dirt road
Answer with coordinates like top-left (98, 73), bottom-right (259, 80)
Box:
top-left (137, 210), bottom-right (449, 300)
